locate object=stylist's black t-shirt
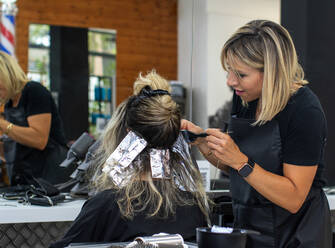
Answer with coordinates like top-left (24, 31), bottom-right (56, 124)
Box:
top-left (232, 86), bottom-right (327, 187)
top-left (5, 81), bottom-right (67, 145)
top-left (50, 189), bottom-right (207, 248)
top-left (4, 81), bottom-right (67, 181)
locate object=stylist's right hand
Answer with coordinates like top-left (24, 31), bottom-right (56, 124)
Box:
top-left (206, 128), bottom-right (247, 170)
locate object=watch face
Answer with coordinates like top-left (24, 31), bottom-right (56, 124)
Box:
top-left (238, 164), bottom-right (253, 177)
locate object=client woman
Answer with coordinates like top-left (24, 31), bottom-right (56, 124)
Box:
top-left (51, 71), bottom-right (210, 247)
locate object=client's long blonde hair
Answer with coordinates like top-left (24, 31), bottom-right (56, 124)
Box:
top-left (90, 71), bottom-right (210, 222)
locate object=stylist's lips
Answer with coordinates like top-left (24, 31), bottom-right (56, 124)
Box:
top-left (235, 89), bottom-right (244, 96)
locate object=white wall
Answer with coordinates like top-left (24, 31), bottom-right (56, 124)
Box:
top-left (178, 0), bottom-right (280, 122)
top-left (178, 0), bottom-right (280, 178)
top-left (207, 0), bottom-right (281, 117)
top-left (178, 0), bottom-right (208, 129)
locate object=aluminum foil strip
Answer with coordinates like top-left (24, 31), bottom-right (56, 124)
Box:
top-left (102, 131), bottom-right (195, 187)
top-left (172, 133), bottom-right (193, 163)
top-left (102, 131), bottom-right (147, 186)
top-left (171, 133), bottom-right (198, 191)
top-left (150, 149), bottom-right (171, 179)
top-left (107, 163), bottom-right (134, 186)
top-left (105, 131), bottom-right (147, 170)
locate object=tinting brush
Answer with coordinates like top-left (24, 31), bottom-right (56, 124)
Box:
top-left (180, 130), bottom-right (208, 143)
top-left (181, 122), bottom-right (230, 143)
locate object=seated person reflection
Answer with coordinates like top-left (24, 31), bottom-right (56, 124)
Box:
top-left (50, 71), bottom-right (210, 248)
top-left (0, 51), bottom-right (69, 186)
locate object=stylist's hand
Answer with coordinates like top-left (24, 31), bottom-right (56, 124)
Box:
top-left (180, 119), bottom-right (206, 145)
top-left (181, 119), bottom-right (204, 133)
top-left (206, 128), bottom-right (247, 170)
top-left (0, 115), bottom-right (7, 134)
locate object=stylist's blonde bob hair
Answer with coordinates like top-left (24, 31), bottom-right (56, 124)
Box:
top-left (0, 51), bottom-right (29, 104)
top-left (221, 20), bottom-right (308, 125)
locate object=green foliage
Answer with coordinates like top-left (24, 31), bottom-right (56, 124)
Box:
top-left (88, 31), bottom-right (116, 54)
top-left (34, 56), bottom-right (47, 75)
top-left (29, 24), bottom-right (50, 46)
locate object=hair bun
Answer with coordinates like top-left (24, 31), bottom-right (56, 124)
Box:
top-left (133, 70), bottom-right (171, 95)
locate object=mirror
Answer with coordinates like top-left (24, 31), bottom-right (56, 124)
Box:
top-left (28, 24), bottom-right (116, 139)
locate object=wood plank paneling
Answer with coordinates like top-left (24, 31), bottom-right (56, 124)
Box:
top-left (15, 0), bottom-right (177, 104)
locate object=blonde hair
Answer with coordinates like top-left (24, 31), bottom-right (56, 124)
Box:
top-left (0, 52), bottom-right (28, 104)
top-left (133, 70), bottom-right (172, 95)
top-left (221, 20), bottom-right (308, 125)
top-left (90, 70), bottom-right (210, 222)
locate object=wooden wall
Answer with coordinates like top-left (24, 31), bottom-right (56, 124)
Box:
top-left (15, 0), bottom-right (177, 104)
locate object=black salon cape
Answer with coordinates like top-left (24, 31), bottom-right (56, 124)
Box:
top-left (50, 189), bottom-right (207, 248)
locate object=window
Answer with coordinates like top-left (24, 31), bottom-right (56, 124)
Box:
top-left (28, 24), bottom-right (50, 89)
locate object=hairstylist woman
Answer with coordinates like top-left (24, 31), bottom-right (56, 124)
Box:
top-left (182, 20), bottom-right (332, 247)
top-left (0, 51), bottom-right (69, 185)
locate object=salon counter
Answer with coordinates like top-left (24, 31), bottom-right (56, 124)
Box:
top-left (0, 198), bottom-right (86, 224)
top-left (0, 197), bottom-right (86, 247)
top-left (1, 191), bottom-right (334, 223)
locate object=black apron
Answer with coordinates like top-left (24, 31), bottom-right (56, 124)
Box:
top-left (3, 104), bottom-right (72, 185)
top-left (229, 116), bottom-right (332, 248)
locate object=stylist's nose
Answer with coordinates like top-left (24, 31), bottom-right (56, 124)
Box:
top-left (226, 71), bottom-right (239, 87)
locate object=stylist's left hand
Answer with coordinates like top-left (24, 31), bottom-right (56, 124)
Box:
top-left (206, 128), bottom-right (248, 170)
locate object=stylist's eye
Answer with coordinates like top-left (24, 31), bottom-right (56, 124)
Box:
top-left (238, 73), bottom-right (246, 78)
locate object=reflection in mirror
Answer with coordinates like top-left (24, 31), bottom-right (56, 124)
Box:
top-left (28, 24), bottom-right (116, 139)
top-left (88, 28), bottom-right (116, 137)
top-left (28, 24), bottom-right (50, 88)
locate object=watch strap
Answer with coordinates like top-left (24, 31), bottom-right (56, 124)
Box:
top-left (247, 157), bottom-right (255, 168)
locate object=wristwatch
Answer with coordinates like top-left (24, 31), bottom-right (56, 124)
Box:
top-left (238, 157), bottom-right (255, 177)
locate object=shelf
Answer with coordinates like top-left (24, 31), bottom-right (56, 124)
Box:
top-left (88, 75), bottom-right (115, 138)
